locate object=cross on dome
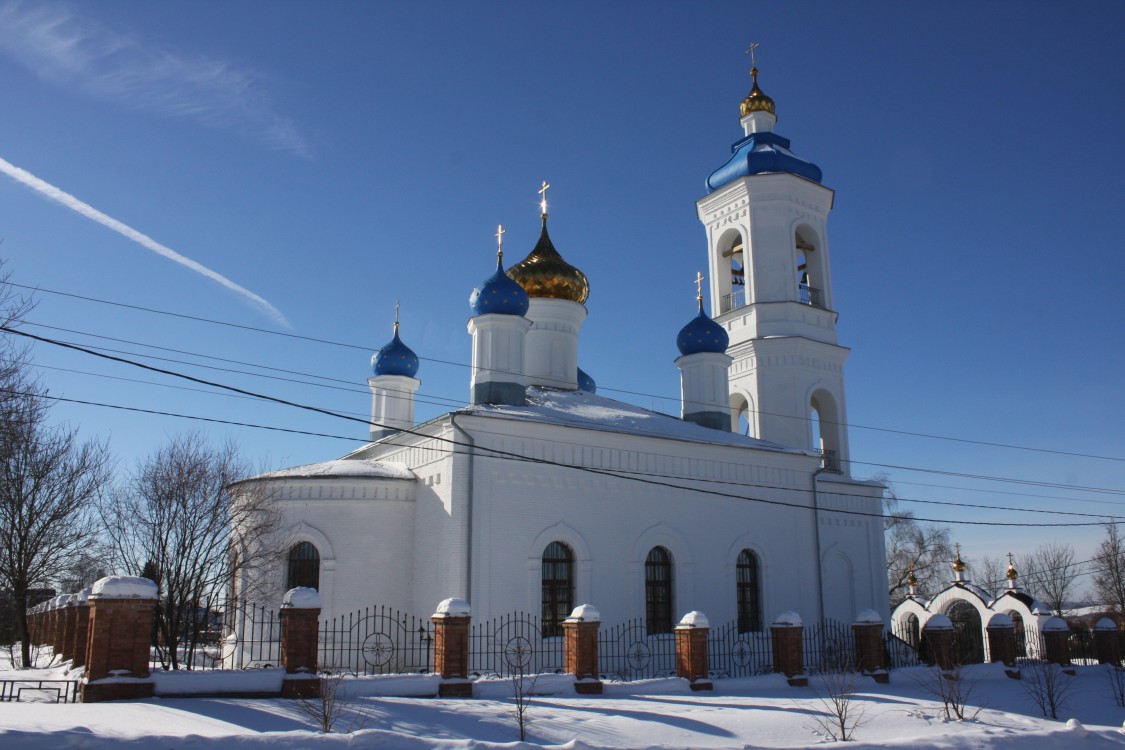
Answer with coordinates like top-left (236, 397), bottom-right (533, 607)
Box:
top-left (495, 224), bottom-right (505, 260)
top-left (538, 180), bottom-right (550, 218)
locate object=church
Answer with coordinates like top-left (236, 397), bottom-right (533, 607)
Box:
top-left (231, 64), bottom-right (888, 636)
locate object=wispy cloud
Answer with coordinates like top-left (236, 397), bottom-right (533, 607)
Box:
top-left (0, 155), bottom-right (289, 326)
top-left (0, 1), bottom-right (309, 157)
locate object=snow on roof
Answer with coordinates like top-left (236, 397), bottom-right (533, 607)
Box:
top-left (468, 387), bottom-right (805, 454)
top-left (566, 604), bottom-right (601, 622)
top-left (434, 598), bottom-right (471, 617)
top-left (773, 611), bottom-right (802, 627)
top-left (249, 458), bottom-right (415, 482)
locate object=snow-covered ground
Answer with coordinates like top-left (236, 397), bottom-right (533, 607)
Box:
top-left (1, 657), bottom-right (1123, 749)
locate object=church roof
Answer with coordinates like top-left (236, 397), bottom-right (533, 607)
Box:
top-left (248, 458), bottom-right (415, 482)
top-left (706, 131), bottom-right (822, 192)
top-left (466, 386), bottom-right (803, 452)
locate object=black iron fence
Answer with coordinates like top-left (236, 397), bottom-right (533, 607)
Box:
top-left (468, 611), bottom-right (564, 678)
top-left (707, 621), bottom-right (773, 678)
top-left (320, 605), bottom-right (433, 675)
top-left (597, 619), bottom-right (678, 681)
top-left (221, 600), bottom-right (281, 669)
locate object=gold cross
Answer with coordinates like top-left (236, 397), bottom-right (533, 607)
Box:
top-left (746, 42), bottom-right (759, 69)
top-left (954, 542), bottom-right (961, 558)
top-left (495, 224), bottom-right (505, 259)
top-left (695, 271), bottom-right (704, 301)
top-left (538, 180), bottom-right (551, 216)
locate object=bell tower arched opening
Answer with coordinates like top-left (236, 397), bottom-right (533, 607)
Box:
top-left (810, 389), bottom-right (842, 472)
top-left (715, 229), bottom-right (747, 314)
top-left (795, 225), bottom-right (826, 310)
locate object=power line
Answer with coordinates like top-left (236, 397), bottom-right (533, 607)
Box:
top-left (12, 280), bottom-right (1124, 466)
top-left (3, 326), bottom-right (1116, 529)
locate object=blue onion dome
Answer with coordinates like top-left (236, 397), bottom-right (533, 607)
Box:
top-left (371, 323), bottom-right (420, 377)
top-left (470, 252), bottom-right (530, 316)
top-left (677, 302), bottom-right (729, 355)
top-left (577, 367), bottom-right (597, 394)
top-left (507, 217), bottom-right (589, 304)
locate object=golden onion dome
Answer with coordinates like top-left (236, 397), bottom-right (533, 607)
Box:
top-left (906, 564), bottom-right (917, 589)
top-left (740, 67), bottom-right (776, 117)
top-left (952, 551), bottom-right (966, 574)
top-left (506, 217), bottom-right (589, 304)
top-left (1006, 563), bottom-right (1019, 581)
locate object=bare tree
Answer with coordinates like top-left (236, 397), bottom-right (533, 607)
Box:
top-left (808, 666), bottom-right (867, 741)
top-left (1092, 521), bottom-right (1125, 617)
top-left (1018, 543), bottom-right (1078, 616)
top-left (0, 265), bottom-right (113, 668)
top-left (101, 433), bottom-right (278, 670)
top-left (0, 380), bottom-right (112, 668)
top-left (971, 555), bottom-right (1007, 599)
top-left (884, 480), bottom-right (954, 605)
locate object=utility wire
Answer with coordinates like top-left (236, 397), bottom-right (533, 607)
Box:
top-left (11, 280), bottom-right (1124, 466)
top-left (3, 325), bottom-right (1116, 529)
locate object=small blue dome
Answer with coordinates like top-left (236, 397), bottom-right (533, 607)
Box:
top-left (577, 367), bottom-right (596, 394)
top-left (707, 131), bottom-right (822, 192)
top-left (372, 327), bottom-right (420, 377)
top-left (677, 307), bottom-right (729, 356)
top-left (470, 256), bottom-right (530, 316)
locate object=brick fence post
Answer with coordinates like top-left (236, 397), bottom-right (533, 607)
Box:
top-left (432, 598), bottom-right (472, 698)
top-left (563, 604), bottom-right (602, 694)
top-left (1094, 618), bottom-right (1121, 666)
top-left (280, 587), bottom-right (322, 699)
top-left (71, 587), bottom-right (92, 669)
top-left (49, 597), bottom-right (65, 655)
top-left (985, 613), bottom-right (1017, 668)
top-left (922, 614), bottom-right (955, 671)
top-left (675, 611), bottom-right (713, 691)
top-left (1040, 617), bottom-right (1070, 667)
top-left (59, 595), bottom-right (78, 663)
top-left (81, 576), bottom-right (158, 703)
top-left (853, 610), bottom-right (889, 683)
top-left (770, 611), bottom-right (807, 687)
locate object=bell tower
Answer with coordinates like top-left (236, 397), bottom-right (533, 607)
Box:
top-left (696, 62), bottom-right (851, 473)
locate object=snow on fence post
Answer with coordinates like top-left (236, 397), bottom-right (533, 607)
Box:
top-left (563, 604), bottom-right (602, 694)
top-left (432, 598), bottom-right (472, 698)
top-left (80, 576), bottom-right (158, 703)
top-left (280, 587), bottom-right (321, 699)
top-left (921, 614), bottom-right (955, 671)
top-left (675, 611), bottom-right (713, 691)
top-left (1093, 618), bottom-right (1121, 666)
top-left (770, 611), bottom-right (807, 687)
top-left (1040, 617), bottom-right (1071, 668)
top-left (853, 610), bottom-right (889, 683)
top-left (985, 613), bottom-right (1018, 672)
top-left (71, 587), bottom-right (92, 669)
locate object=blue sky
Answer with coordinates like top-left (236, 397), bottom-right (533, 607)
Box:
top-left (0, 1), bottom-right (1122, 586)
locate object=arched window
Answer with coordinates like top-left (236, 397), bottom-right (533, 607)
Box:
top-left (794, 228), bottom-right (824, 309)
top-left (286, 542), bottom-right (320, 591)
top-left (541, 541), bottom-right (574, 637)
top-left (810, 390), bottom-right (841, 472)
top-left (645, 546), bottom-right (674, 635)
top-left (736, 549), bottom-right (762, 633)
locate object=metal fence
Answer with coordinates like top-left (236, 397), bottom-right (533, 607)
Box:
top-left (320, 605), bottom-right (433, 675)
top-left (707, 621), bottom-right (773, 678)
top-left (802, 619), bottom-right (856, 673)
top-left (220, 600), bottom-right (281, 669)
top-left (597, 619), bottom-right (678, 681)
top-left (469, 611), bottom-right (564, 678)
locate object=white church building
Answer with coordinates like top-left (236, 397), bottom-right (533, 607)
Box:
top-left (231, 66), bottom-right (888, 635)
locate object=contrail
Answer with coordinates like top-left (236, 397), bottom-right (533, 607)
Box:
top-left (0, 155), bottom-right (288, 326)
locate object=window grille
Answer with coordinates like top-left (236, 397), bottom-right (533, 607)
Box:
top-left (287, 542), bottom-right (320, 591)
top-left (540, 542), bottom-right (574, 637)
top-left (736, 549), bottom-right (762, 633)
top-left (645, 546), bottom-right (674, 635)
